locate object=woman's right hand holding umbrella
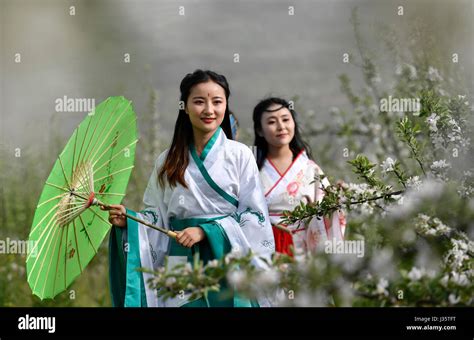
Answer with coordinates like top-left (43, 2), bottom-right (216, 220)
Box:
top-left (101, 204), bottom-right (127, 228)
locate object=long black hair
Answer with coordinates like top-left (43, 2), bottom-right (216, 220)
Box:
top-left (158, 69), bottom-right (233, 188)
top-left (253, 97), bottom-right (312, 170)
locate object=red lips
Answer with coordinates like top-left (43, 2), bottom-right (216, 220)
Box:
top-left (201, 118), bottom-right (216, 124)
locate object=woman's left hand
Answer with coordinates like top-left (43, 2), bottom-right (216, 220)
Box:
top-left (176, 227), bottom-right (206, 248)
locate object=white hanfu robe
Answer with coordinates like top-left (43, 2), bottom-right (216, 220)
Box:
top-left (109, 127), bottom-right (275, 307)
top-left (259, 150), bottom-right (346, 256)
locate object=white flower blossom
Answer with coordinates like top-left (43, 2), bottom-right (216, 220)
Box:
top-left (431, 134), bottom-right (445, 150)
top-left (452, 239), bottom-right (468, 251)
top-left (360, 202), bottom-right (374, 215)
top-left (407, 64), bottom-right (418, 79)
top-left (406, 176), bottom-right (422, 190)
top-left (407, 267), bottom-right (423, 281)
top-left (426, 113), bottom-right (439, 132)
top-left (432, 218), bottom-right (450, 234)
top-left (256, 269), bottom-right (280, 286)
top-left (447, 118), bottom-right (459, 129)
top-left (376, 278), bottom-right (389, 296)
top-left (380, 157), bottom-right (396, 173)
top-left (444, 239), bottom-right (470, 270)
top-left (448, 294), bottom-right (460, 305)
top-left (183, 263), bottom-right (193, 274)
top-left (430, 160), bottom-right (451, 170)
top-left (427, 66), bottom-right (443, 82)
top-left (440, 275), bottom-right (449, 287)
top-left (418, 214), bottom-right (430, 223)
top-left (225, 248), bottom-right (243, 264)
top-left (395, 63), bottom-right (417, 79)
top-left (207, 259), bottom-right (219, 268)
top-left (227, 270), bottom-right (246, 287)
top-left (396, 195), bottom-right (404, 205)
top-left (165, 277), bottom-right (176, 287)
top-left (469, 241), bottom-right (474, 254)
top-left (451, 272), bottom-right (469, 287)
top-left (415, 214), bottom-right (453, 238)
top-left (347, 183), bottom-right (371, 195)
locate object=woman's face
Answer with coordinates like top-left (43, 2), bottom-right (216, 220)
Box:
top-left (186, 80), bottom-right (226, 136)
top-left (259, 104), bottom-right (295, 148)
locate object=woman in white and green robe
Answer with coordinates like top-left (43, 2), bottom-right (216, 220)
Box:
top-left (107, 70), bottom-right (275, 307)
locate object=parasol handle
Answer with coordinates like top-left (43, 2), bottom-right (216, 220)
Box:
top-left (93, 198), bottom-right (178, 239)
top-left (121, 211), bottom-right (178, 240)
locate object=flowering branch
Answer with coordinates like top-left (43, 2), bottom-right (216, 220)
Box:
top-left (396, 117), bottom-right (427, 176)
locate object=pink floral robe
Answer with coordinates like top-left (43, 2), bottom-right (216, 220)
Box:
top-left (259, 150), bottom-right (346, 255)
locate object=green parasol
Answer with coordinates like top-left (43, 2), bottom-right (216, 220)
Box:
top-left (26, 96), bottom-right (175, 300)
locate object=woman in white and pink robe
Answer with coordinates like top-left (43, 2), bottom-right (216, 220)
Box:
top-left (253, 97), bottom-right (346, 256)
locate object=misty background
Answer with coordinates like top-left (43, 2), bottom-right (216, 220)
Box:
top-left (2, 0), bottom-right (472, 151)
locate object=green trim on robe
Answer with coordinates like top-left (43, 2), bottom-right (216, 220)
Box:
top-left (199, 126), bottom-right (221, 161)
top-left (108, 226), bottom-right (126, 307)
top-left (190, 127), bottom-right (239, 208)
top-left (108, 209), bottom-right (147, 307)
top-left (190, 145), bottom-right (239, 208)
top-left (124, 209), bottom-right (148, 307)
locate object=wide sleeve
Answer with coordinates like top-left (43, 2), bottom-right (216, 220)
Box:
top-left (236, 147), bottom-right (275, 260)
top-left (216, 146), bottom-right (275, 269)
top-left (213, 146), bottom-right (276, 307)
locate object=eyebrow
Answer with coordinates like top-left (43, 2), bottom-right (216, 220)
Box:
top-left (265, 114), bottom-right (290, 120)
top-left (192, 96), bottom-right (223, 100)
